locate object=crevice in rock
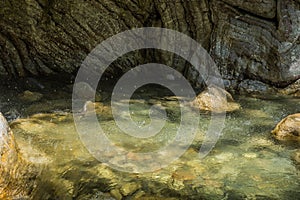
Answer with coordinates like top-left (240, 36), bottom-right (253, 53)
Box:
top-left (208, 1), bottom-right (215, 54)
top-left (0, 32), bottom-right (24, 77)
top-left (98, 0), bottom-right (141, 30)
top-left (48, 10), bottom-right (90, 54)
top-left (0, 45), bottom-right (15, 77)
top-left (222, 1), bottom-right (277, 24)
top-left (220, 0), bottom-right (278, 26)
top-left (275, 0), bottom-right (280, 29)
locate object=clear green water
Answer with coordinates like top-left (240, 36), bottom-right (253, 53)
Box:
top-left (4, 84), bottom-right (300, 199)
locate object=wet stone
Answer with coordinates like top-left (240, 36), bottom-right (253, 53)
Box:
top-left (110, 189), bottom-right (122, 200)
top-left (120, 182), bottom-right (141, 196)
top-left (18, 90), bottom-right (43, 102)
top-left (0, 113), bottom-right (38, 199)
top-left (172, 169), bottom-right (197, 181)
top-left (292, 150), bottom-right (300, 165)
top-left (272, 113), bottom-right (300, 142)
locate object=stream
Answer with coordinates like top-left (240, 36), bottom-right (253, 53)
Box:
top-left (1, 78), bottom-right (299, 199)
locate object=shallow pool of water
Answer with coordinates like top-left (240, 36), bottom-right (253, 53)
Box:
top-left (5, 83), bottom-right (300, 199)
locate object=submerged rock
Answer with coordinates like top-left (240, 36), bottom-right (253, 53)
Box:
top-left (0, 112), bottom-right (37, 199)
top-left (191, 85), bottom-right (240, 113)
top-left (81, 101), bottom-right (111, 117)
top-left (172, 169), bottom-right (197, 181)
top-left (24, 99), bottom-right (72, 116)
top-left (19, 90), bottom-right (43, 102)
top-left (110, 189), bottom-right (122, 200)
top-left (73, 82), bottom-right (101, 102)
top-left (120, 182), bottom-right (141, 196)
top-left (271, 113), bottom-right (300, 142)
top-left (292, 150), bottom-right (300, 165)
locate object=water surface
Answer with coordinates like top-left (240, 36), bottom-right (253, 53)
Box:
top-left (4, 83), bottom-right (300, 199)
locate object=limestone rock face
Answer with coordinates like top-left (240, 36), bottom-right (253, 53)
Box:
top-left (272, 113), bottom-right (300, 142)
top-left (191, 85), bottom-right (240, 113)
top-left (0, 0), bottom-right (299, 91)
top-left (0, 113), bottom-right (36, 199)
top-left (221, 0), bottom-right (277, 18)
top-left (210, 0), bottom-right (300, 88)
top-left (0, 0), bottom-right (152, 77)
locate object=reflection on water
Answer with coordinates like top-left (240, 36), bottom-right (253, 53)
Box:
top-left (2, 82), bottom-right (300, 199)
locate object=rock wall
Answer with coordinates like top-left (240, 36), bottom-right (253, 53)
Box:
top-left (0, 0), bottom-right (299, 90)
top-left (210, 0), bottom-right (300, 89)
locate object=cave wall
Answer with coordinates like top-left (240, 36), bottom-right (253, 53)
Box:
top-left (0, 0), bottom-right (299, 89)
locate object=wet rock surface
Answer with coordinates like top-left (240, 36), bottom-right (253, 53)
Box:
top-left (238, 79), bottom-right (278, 98)
top-left (0, 113), bottom-right (37, 199)
top-left (272, 113), bottom-right (300, 142)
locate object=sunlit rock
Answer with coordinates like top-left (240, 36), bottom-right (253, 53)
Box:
top-left (191, 85), bottom-right (240, 113)
top-left (0, 112), bottom-right (37, 199)
top-left (272, 113), bottom-right (300, 142)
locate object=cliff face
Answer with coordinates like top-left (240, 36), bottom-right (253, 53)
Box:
top-left (0, 0), bottom-right (299, 90)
